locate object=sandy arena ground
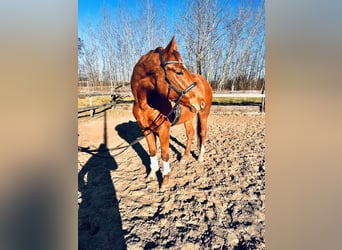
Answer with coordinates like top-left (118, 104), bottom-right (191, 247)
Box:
top-left (78, 104), bottom-right (265, 249)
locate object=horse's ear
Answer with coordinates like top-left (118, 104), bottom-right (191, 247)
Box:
top-left (164, 35), bottom-right (178, 54)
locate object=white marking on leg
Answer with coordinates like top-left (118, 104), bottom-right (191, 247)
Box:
top-left (162, 160), bottom-right (171, 176)
top-left (150, 155), bottom-right (159, 171)
top-left (198, 145), bottom-right (205, 162)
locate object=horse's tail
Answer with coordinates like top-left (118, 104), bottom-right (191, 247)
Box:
top-left (196, 113), bottom-right (202, 148)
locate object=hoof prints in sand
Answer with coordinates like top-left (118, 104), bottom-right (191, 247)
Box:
top-left (78, 113), bottom-right (265, 249)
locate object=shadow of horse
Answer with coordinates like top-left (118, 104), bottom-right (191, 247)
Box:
top-left (169, 134), bottom-right (197, 161)
top-left (115, 121), bottom-right (150, 174)
top-left (116, 121), bottom-right (194, 188)
top-left (115, 120), bottom-right (197, 169)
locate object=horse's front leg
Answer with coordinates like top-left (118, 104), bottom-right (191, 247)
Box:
top-left (158, 123), bottom-right (171, 187)
top-left (145, 132), bottom-right (159, 180)
top-left (133, 104), bottom-right (159, 180)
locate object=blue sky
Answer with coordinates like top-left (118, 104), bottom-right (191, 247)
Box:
top-left (78, 0), bottom-right (187, 39)
top-left (78, 0), bottom-right (264, 81)
top-left (77, 0), bottom-right (249, 39)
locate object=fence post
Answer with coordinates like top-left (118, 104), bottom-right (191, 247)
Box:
top-left (87, 80), bottom-right (92, 106)
top-left (260, 83), bottom-right (265, 112)
top-left (87, 80), bottom-right (93, 116)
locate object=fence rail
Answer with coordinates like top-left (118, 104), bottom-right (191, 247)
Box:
top-left (78, 92), bottom-right (132, 98)
top-left (213, 93), bottom-right (265, 98)
top-left (78, 90), bottom-right (265, 116)
top-left (78, 103), bottom-right (115, 117)
top-left (78, 91), bottom-right (265, 98)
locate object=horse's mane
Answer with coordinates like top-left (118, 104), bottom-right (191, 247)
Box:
top-left (154, 47), bottom-right (163, 53)
top-left (136, 46), bottom-right (181, 74)
top-left (153, 46), bottom-right (181, 61)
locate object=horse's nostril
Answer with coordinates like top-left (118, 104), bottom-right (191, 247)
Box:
top-left (200, 100), bottom-right (206, 110)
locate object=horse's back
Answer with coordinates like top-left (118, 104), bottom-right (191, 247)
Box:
top-left (131, 49), bottom-right (161, 90)
top-left (130, 51), bottom-right (153, 100)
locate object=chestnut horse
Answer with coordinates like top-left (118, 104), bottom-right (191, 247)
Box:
top-left (131, 36), bottom-right (212, 187)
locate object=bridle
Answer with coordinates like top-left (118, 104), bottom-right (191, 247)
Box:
top-left (159, 50), bottom-right (197, 107)
top-left (158, 50), bottom-right (197, 126)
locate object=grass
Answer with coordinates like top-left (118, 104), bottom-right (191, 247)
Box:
top-left (78, 96), bottom-right (111, 107)
top-left (78, 96), bottom-right (262, 107)
top-left (212, 97), bottom-right (262, 105)
top-left (78, 96), bottom-right (134, 107)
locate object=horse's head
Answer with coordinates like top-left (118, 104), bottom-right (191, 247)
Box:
top-left (155, 36), bottom-right (206, 113)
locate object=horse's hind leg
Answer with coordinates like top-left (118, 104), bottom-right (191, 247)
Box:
top-left (181, 119), bottom-right (195, 162)
top-left (197, 112), bottom-right (209, 162)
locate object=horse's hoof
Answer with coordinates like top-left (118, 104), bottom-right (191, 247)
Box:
top-left (161, 174), bottom-right (170, 187)
top-left (198, 155), bottom-right (204, 163)
top-left (147, 171), bottom-right (157, 181)
top-left (180, 155), bottom-right (189, 164)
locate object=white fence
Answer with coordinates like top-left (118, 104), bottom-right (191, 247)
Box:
top-left (78, 90), bottom-right (265, 116)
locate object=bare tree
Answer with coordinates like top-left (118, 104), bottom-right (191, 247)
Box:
top-left (118, 9), bottom-right (140, 82)
top-left (178, 0), bottom-right (224, 80)
top-left (78, 0), bottom-right (265, 91)
top-left (210, 0), bottom-right (265, 91)
top-left (78, 37), bottom-right (86, 80)
top-left (80, 23), bottom-right (101, 87)
top-left (98, 6), bottom-right (118, 89)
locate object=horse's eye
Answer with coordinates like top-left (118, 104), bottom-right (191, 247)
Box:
top-left (176, 70), bottom-right (184, 76)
